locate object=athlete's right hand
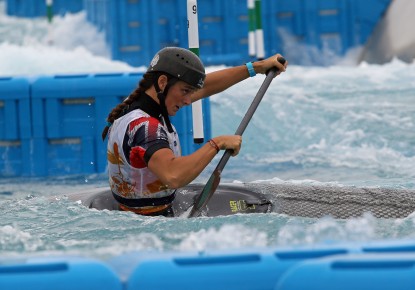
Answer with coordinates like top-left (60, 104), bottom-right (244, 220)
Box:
top-left (212, 135), bottom-right (242, 156)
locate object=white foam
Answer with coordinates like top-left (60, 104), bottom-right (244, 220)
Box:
top-left (177, 224), bottom-right (268, 252)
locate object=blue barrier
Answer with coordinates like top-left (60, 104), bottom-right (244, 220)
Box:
top-left (123, 247), bottom-right (351, 290)
top-left (196, 0), bottom-right (245, 65)
top-left (351, 0), bottom-right (392, 44)
top-left (263, 0), bottom-right (304, 58)
top-left (0, 77), bottom-right (31, 177)
top-left (5, 0), bottom-right (391, 66)
top-left (83, 0), bottom-right (246, 67)
top-left (6, 0), bottom-right (83, 17)
top-left (30, 72), bottom-right (139, 176)
top-left (28, 72), bottom-right (211, 176)
top-left (303, 0), bottom-right (350, 54)
top-left (30, 73), bottom-right (126, 176)
top-left (0, 257), bottom-right (122, 290)
top-left (275, 254), bottom-right (415, 290)
top-left (263, 0), bottom-right (391, 59)
top-left (84, 0), bottom-right (112, 48)
top-left (362, 242), bottom-right (415, 253)
top-left (83, 0), bottom-right (392, 67)
top-left (3, 241), bottom-right (415, 289)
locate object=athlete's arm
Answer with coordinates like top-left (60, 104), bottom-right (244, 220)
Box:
top-left (148, 135), bottom-right (241, 189)
top-left (191, 53), bottom-right (287, 102)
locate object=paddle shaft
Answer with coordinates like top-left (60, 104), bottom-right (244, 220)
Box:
top-left (212, 67), bottom-right (279, 171)
top-left (188, 64), bottom-right (281, 218)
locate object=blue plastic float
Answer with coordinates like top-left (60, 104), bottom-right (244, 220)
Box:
top-left (3, 241), bottom-right (415, 290)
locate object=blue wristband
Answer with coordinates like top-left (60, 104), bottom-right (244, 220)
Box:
top-left (245, 62), bottom-right (256, 77)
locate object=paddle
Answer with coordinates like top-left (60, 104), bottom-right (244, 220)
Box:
top-left (188, 57), bottom-right (286, 218)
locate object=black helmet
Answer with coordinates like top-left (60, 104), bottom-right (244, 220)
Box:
top-left (147, 47), bottom-right (206, 89)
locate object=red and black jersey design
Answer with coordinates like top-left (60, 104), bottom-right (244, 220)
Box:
top-left (122, 116), bottom-right (170, 168)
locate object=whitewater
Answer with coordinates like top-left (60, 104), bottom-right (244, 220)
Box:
top-left (1, 3), bottom-right (415, 260)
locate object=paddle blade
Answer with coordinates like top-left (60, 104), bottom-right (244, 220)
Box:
top-left (188, 169), bottom-right (221, 218)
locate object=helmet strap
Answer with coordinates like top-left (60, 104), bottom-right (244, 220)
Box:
top-left (157, 91), bottom-right (174, 133)
top-left (154, 76), bottom-right (178, 133)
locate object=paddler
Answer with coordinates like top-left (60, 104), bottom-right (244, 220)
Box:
top-left (102, 47), bottom-right (287, 216)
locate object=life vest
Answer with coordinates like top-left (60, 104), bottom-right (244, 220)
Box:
top-left (107, 109), bottom-right (181, 209)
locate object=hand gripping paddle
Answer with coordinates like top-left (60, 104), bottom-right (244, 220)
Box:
top-left (188, 57), bottom-right (286, 218)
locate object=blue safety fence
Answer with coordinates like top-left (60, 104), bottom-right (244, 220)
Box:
top-left (6, 0), bottom-right (83, 17)
top-left (0, 73), bottom-right (210, 177)
top-left (82, 0), bottom-right (392, 67)
top-left (262, 0), bottom-right (391, 59)
top-left (351, 0), bottom-right (392, 44)
top-left (0, 77), bottom-right (31, 177)
top-left (30, 73), bottom-right (137, 176)
top-left (83, 0), bottom-right (253, 67)
top-left (5, 0), bottom-right (392, 66)
top-left (121, 247), bottom-right (351, 290)
top-left (0, 257), bottom-right (122, 290)
top-left (31, 72), bottom-right (211, 176)
top-left (275, 254), bottom-right (415, 290)
top-left (4, 240), bottom-right (415, 290)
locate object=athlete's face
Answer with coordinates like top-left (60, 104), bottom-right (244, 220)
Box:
top-left (165, 81), bottom-right (197, 116)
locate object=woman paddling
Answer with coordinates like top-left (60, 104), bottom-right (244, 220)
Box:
top-left (102, 47), bottom-right (287, 216)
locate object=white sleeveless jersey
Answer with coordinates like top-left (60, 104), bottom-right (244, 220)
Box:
top-left (107, 109), bottom-right (181, 200)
